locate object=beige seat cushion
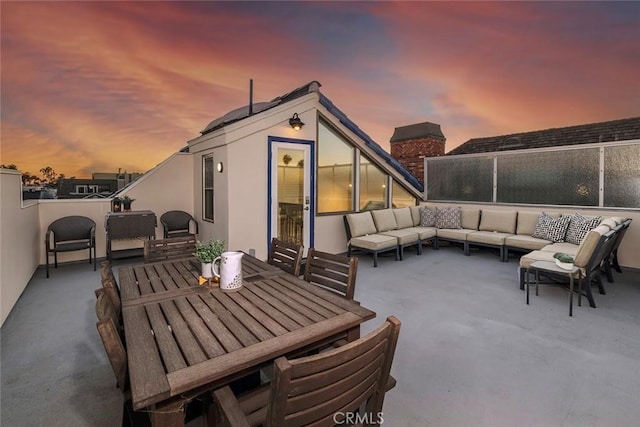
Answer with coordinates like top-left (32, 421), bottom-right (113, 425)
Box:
top-left (540, 242), bottom-right (580, 257)
top-left (436, 228), bottom-right (472, 241)
top-left (380, 229), bottom-right (420, 245)
top-left (346, 212), bottom-right (377, 237)
top-left (350, 234), bottom-right (397, 251)
top-left (371, 209), bottom-right (398, 232)
top-left (505, 235), bottom-right (551, 251)
top-left (404, 226), bottom-right (437, 240)
top-left (600, 218), bottom-right (617, 229)
top-left (467, 231), bottom-right (514, 245)
top-left (393, 208), bottom-right (414, 229)
top-left (479, 210), bottom-right (517, 234)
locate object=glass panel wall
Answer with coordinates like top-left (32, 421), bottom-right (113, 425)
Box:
top-left (317, 122), bottom-right (354, 213)
top-left (497, 149), bottom-right (599, 205)
top-left (425, 142), bottom-right (638, 208)
top-left (359, 155), bottom-right (387, 210)
top-left (427, 157), bottom-right (493, 202)
top-left (604, 145), bottom-right (640, 208)
top-left (392, 181), bottom-right (416, 208)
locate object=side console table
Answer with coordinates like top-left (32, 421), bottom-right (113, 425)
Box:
top-left (105, 210), bottom-right (157, 259)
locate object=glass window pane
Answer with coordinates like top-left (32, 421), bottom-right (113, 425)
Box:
top-left (360, 155), bottom-right (387, 210)
top-left (317, 122), bottom-right (354, 213)
top-left (497, 149), bottom-right (599, 205)
top-left (604, 144), bottom-right (640, 208)
top-left (203, 156), bottom-right (214, 220)
top-left (392, 181), bottom-right (416, 208)
top-left (426, 157), bottom-right (493, 202)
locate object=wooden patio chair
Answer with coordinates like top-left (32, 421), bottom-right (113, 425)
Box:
top-left (95, 288), bottom-right (121, 336)
top-left (100, 261), bottom-right (121, 314)
top-left (45, 215), bottom-right (96, 278)
top-left (212, 316), bottom-right (401, 427)
top-left (303, 248), bottom-right (358, 301)
top-left (267, 238), bottom-right (303, 276)
top-left (143, 235), bottom-right (197, 264)
top-left (160, 210), bottom-right (199, 238)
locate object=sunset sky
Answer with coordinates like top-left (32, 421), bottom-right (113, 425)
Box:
top-left (1, 1), bottom-right (638, 179)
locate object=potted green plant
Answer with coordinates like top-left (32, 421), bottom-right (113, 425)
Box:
top-left (194, 240), bottom-right (225, 278)
top-left (121, 195), bottom-right (135, 211)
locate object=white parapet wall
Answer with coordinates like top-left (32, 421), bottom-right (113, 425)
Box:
top-left (1, 169), bottom-right (40, 326)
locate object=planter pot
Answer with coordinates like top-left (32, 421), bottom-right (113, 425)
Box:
top-left (201, 262), bottom-right (213, 278)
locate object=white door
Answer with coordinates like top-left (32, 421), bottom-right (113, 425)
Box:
top-left (270, 141), bottom-right (312, 254)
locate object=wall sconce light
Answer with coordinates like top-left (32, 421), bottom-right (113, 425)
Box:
top-left (217, 162), bottom-right (224, 173)
top-left (289, 113), bottom-right (304, 131)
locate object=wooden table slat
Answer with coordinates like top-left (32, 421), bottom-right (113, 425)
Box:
top-left (119, 267), bottom-right (140, 301)
top-left (210, 291), bottom-right (275, 342)
top-left (185, 294), bottom-right (244, 353)
top-left (145, 304), bottom-right (187, 372)
top-left (172, 297), bottom-right (227, 358)
top-left (246, 282), bottom-right (316, 326)
top-left (256, 280), bottom-right (333, 322)
top-left (198, 293), bottom-right (261, 348)
top-left (225, 291), bottom-right (291, 336)
top-left (123, 306), bottom-right (171, 410)
top-left (159, 300), bottom-right (208, 365)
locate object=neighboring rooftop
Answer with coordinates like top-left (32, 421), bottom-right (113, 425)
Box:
top-left (447, 116), bottom-right (640, 155)
top-left (390, 121), bottom-right (445, 143)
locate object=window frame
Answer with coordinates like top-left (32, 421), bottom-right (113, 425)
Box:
top-left (203, 155), bottom-right (214, 222)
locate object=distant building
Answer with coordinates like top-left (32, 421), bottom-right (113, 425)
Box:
top-left (447, 116), bottom-right (640, 155)
top-left (56, 178), bottom-right (117, 199)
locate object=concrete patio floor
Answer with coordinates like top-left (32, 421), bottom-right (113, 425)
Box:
top-left (2, 245), bottom-right (640, 426)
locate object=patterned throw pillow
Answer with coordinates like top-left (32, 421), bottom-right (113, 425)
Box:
top-left (532, 212), bottom-right (571, 243)
top-left (565, 213), bottom-right (602, 245)
top-left (436, 207), bottom-right (462, 229)
top-left (419, 207), bottom-right (437, 227)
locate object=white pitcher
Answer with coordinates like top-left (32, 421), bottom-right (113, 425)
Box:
top-left (212, 251), bottom-right (244, 292)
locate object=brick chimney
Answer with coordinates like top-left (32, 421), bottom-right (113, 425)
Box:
top-left (390, 121), bottom-right (445, 186)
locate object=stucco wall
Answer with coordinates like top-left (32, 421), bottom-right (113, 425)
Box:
top-left (421, 202), bottom-right (639, 269)
top-left (1, 169), bottom-right (40, 326)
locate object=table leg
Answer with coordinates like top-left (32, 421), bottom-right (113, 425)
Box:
top-left (150, 398), bottom-right (186, 427)
top-left (526, 268), bottom-right (530, 305)
top-left (346, 326), bottom-right (361, 342)
top-left (569, 275), bottom-right (574, 317)
top-left (535, 270), bottom-right (540, 296)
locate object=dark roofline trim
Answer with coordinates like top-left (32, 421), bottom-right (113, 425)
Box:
top-left (319, 94), bottom-right (424, 193)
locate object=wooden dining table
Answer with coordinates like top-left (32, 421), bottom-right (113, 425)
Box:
top-left (118, 254), bottom-right (376, 426)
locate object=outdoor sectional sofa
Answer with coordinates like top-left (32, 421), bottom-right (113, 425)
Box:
top-left (344, 206), bottom-right (630, 272)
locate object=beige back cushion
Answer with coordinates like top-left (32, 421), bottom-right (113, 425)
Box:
top-left (371, 209), bottom-right (398, 232)
top-left (479, 210), bottom-right (517, 234)
top-left (574, 225), bottom-right (609, 268)
top-left (600, 218), bottom-right (618, 229)
top-left (409, 206), bottom-right (421, 226)
top-left (346, 212), bottom-right (377, 237)
top-left (394, 208), bottom-right (414, 229)
top-left (461, 209), bottom-right (481, 230)
top-left (516, 211), bottom-right (542, 235)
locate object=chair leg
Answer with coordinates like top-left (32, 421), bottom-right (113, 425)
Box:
top-left (46, 252), bottom-right (50, 278)
top-left (54, 252), bottom-right (58, 268)
top-left (519, 268), bottom-right (526, 290)
top-left (399, 245), bottom-right (404, 261)
top-left (373, 252), bottom-right (378, 268)
top-left (463, 242), bottom-right (470, 256)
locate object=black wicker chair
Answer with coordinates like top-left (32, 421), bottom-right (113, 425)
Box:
top-left (160, 210), bottom-right (198, 238)
top-left (45, 216), bottom-right (96, 278)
